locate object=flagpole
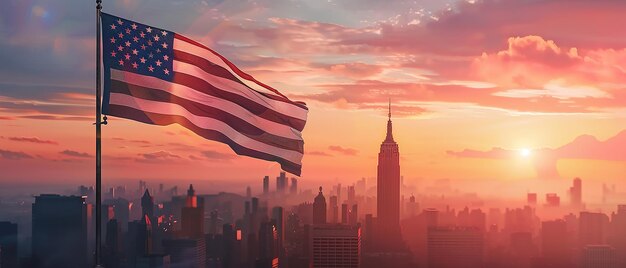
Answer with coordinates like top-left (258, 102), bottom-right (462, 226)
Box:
top-left (95, 0), bottom-right (103, 267)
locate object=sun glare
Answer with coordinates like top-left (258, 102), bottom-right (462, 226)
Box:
top-left (520, 148), bottom-right (531, 157)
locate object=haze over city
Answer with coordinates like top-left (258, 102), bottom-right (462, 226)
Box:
top-left (1, 0), bottom-right (626, 268)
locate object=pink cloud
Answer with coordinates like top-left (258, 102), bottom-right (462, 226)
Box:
top-left (6, 136), bottom-right (58, 145)
top-left (328, 145), bottom-right (359, 156)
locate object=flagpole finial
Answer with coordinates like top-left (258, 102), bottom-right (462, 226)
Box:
top-left (96, 0), bottom-right (102, 9)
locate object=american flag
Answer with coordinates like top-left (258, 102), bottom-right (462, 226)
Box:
top-left (101, 13), bottom-right (308, 176)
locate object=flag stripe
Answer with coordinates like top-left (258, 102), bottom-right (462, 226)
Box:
top-left (108, 76), bottom-right (304, 153)
top-left (108, 93), bottom-right (304, 165)
top-left (173, 50), bottom-right (302, 108)
top-left (172, 60), bottom-right (307, 130)
top-left (111, 69), bottom-right (303, 140)
top-left (106, 103), bottom-right (303, 175)
top-left (174, 35), bottom-right (308, 110)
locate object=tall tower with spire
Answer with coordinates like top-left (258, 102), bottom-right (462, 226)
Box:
top-left (376, 100), bottom-right (403, 250)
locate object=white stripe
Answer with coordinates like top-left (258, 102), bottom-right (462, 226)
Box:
top-left (172, 60), bottom-right (308, 121)
top-left (173, 37), bottom-right (279, 96)
top-left (111, 69), bottom-right (303, 141)
top-left (109, 92), bottom-right (304, 164)
top-left (174, 38), bottom-right (307, 109)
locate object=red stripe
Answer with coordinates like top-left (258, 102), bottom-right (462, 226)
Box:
top-left (105, 104), bottom-right (302, 175)
top-left (171, 71), bottom-right (307, 131)
top-left (173, 50), bottom-right (308, 111)
top-left (175, 34), bottom-right (307, 109)
top-left (109, 79), bottom-right (304, 153)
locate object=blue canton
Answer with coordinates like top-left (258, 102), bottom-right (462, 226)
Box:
top-left (102, 13), bottom-right (174, 82)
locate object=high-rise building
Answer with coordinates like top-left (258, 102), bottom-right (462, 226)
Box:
top-left (32, 194), bottom-right (87, 268)
top-left (141, 189), bottom-right (155, 218)
top-left (540, 219), bottom-right (570, 266)
top-left (570, 177), bottom-right (582, 208)
top-left (330, 196), bottom-right (339, 224)
top-left (427, 227), bottom-right (484, 268)
top-left (313, 187), bottom-right (327, 225)
top-left (342, 204), bottom-right (348, 224)
top-left (527, 193), bottom-right (537, 205)
top-left (545, 193), bottom-right (560, 207)
top-left (580, 211), bottom-right (609, 246)
top-left (376, 101), bottom-right (402, 249)
top-left (0, 222), bottom-right (17, 268)
top-left (263, 176), bottom-right (270, 194)
top-left (290, 177), bottom-right (298, 194)
top-left (182, 184), bottom-right (204, 238)
top-left (309, 225), bottom-right (361, 268)
top-left (276, 172), bottom-right (288, 193)
top-left (582, 245), bottom-right (617, 268)
top-left (162, 238), bottom-right (207, 268)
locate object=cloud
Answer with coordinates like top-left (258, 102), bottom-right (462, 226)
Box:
top-left (328, 145), bottom-right (358, 156)
top-left (6, 137), bottom-right (58, 145)
top-left (447, 129), bottom-right (626, 179)
top-left (60, 150), bottom-right (93, 158)
top-left (136, 151), bottom-right (183, 163)
top-left (308, 151), bottom-right (332, 157)
top-left (0, 149), bottom-right (33, 160)
top-left (199, 150), bottom-right (236, 161)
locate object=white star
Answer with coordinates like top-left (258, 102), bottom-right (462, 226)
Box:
top-left (133, 37), bottom-right (139, 42)
top-left (132, 49), bottom-right (138, 55)
top-left (153, 35), bottom-right (160, 41)
top-left (125, 41), bottom-right (131, 47)
top-left (117, 19), bottom-right (123, 25)
top-left (141, 44), bottom-right (147, 50)
top-left (140, 57), bottom-right (147, 63)
top-left (125, 29), bottom-right (131, 35)
top-left (156, 60), bottom-right (162, 67)
top-left (117, 45), bottom-right (124, 51)
top-left (163, 68), bottom-right (170, 75)
top-left (110, 51), bottom-right (117, 57)
top-left (140, 32), bottom-right (145, 38)
top-left (110, 24), bottom-right (117, 30)
top-left (110, 37), bottom-right (116, 43)
top-left (147, 40), bottom-right (153, 46)
top-left (148, 65), bottom-right (154, 72)
top-left (161, 42), bottom-right (168, 49)
top-left (146, 27), bottom-right (152, 33)
top-left (148, 53), bottom-right (153, 58)
top-left (161, 30), bottom-right (167, 36)
top-left (163, 55), bottom-right (169, 61)
top-left (124, 53), bottom-right (131, 60)
top-left (156, 48), bottom-right (161, 53)
top-left (132, 62), bottom-right (138, 69)
top-left (118, 60), bottom-right (124, 66)
top-left (131, 23), bottom-right (138, 30)
top-left (118, 33), bottom-right (124, 38)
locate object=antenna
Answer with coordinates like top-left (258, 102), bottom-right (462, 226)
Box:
top-left (388, 98), bottom-right (391, 120)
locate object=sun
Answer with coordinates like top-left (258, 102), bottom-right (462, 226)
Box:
top-left (520, 148), bottom-right (531, 157)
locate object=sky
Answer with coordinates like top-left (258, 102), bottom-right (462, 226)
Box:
top-left (1, 0), bottom-right (625, 190)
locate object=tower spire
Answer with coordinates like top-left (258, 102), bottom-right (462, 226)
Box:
top-left (388, 98), bottom-right (391, 121)
top-left (384, 98), bottom-right (394, 142)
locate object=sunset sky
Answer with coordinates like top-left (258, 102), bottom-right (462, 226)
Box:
top-left (1, 0), bottom-right (625, 188)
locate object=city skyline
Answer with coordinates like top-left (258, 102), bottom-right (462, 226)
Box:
top-left (2, 0), bottom-right (626, 186)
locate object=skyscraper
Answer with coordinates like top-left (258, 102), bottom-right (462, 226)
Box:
top-left (182, 184), bottom-right (204, 238)
top-left (141, 189), bottom-right (154, 218)
top-left (308, 225), bottom-right (361, 268)
top-left (276, 172), bottom-right (288, 193)
top-left (263, 176), bottom-right (270, 194)
top-left (376, 101), bottom-right (402, 249)
top-left (313, 187), bottom-right (327, 225)
top-left (427, 227), bottom-right (484, 268)
top-left (0, 222), bottom-right (17, 268)
top-left (32, 194), bottom-right (87, 268)
top-left (570, 177), bottom-right (582, 208)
